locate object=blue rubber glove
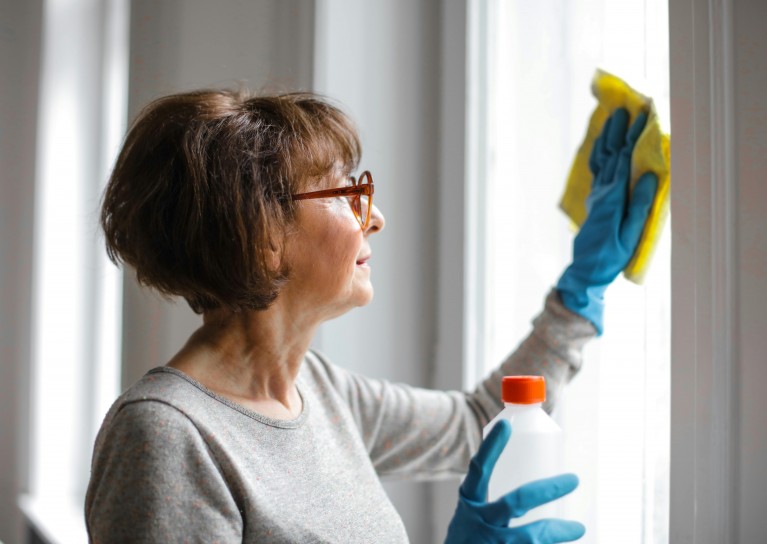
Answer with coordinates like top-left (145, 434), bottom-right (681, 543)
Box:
top-left (556, 108), bottom-right (659, 334)
top-left (445, 420), bottom-right (585, 543)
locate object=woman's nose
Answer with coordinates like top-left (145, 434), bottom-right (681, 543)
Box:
top-left (365, 203), bottom-right (385, 234)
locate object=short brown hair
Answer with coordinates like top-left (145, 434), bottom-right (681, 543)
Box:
top-left (101, 88), bottom-right (361, 313)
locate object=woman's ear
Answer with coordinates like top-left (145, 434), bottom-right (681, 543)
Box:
top-left (266, 240), bottom-right (283, 273)
top-left (267, 231), bottom-right (294, 278)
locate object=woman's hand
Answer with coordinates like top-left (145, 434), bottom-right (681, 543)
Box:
top-left (556, 108), bottom-right (658, 334)
top-left (445, 420), bottom-right (585, 543)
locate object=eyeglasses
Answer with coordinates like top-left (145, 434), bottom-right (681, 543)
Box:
top-left (291, 170), bottom-right (375, 230)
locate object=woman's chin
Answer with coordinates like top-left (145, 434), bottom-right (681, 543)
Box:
top-left (321, 286), bottom-right (374, 322)
top-left (354, 285), bottom-right (374, 308)
top-left (352, 281), bottom-right (375, 308)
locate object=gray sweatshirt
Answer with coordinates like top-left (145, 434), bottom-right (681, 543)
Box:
top-left (85, 291), bottom-right (594, 543)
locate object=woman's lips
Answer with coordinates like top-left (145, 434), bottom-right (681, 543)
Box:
top-left (356, 255), bottom-right (371, 266)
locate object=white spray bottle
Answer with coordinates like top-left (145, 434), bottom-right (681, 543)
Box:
top-left (483, 375), bottom-right (564, 525)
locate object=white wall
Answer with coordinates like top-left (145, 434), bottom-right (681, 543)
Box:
top-left (121, 0), bottom-right (316, 387)
top-left (430, 2), bottom-right (471, 541)
top-left (0, 1), bottom-right (43, 542)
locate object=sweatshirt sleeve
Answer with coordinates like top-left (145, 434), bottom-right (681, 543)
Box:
top-left (85, 400), bottom-right (243, 543)
top-left (312, 289), bottom-right (595, 482)
top-left (469, 289), bottom-right (597, 423)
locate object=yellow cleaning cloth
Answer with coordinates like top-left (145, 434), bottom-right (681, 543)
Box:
top-left (559, 69), bottom-right (670, 284)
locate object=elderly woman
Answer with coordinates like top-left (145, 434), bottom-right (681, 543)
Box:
top-left (85, 89), bottom-right (656, 543)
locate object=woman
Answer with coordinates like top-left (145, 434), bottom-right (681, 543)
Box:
top-left (85, 89), bottom-right (656, 542)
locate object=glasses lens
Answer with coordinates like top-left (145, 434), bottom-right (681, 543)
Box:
top-left (358, 173), bottom-right (371, 228)
top-left (351, 194), bottom-right (362, 222)
top-left (347, 175), bottom-right (362, 227)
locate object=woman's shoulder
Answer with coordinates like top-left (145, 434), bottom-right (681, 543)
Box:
top-left (301, 349), bottom-right (357, 392)
top-left (300, 349), bottom-right (390, 409)
top-left (101, 366), bottom-right (185, 408)
top-left (114, 366), bottom-right (208, 410)
top-left (95, 367), bottom-right (215, 443)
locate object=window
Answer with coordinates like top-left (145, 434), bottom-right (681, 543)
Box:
top-left (19, 1), bottom-right (129, 542)
top-left (469, 0), bottom-right (670, 542)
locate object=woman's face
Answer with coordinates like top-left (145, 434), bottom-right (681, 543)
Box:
top-left (281, 170), bottom-right (385, 322)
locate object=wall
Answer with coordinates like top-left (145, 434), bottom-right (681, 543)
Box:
top-left (121, 0), bottom-right (315, 387)
top-left (431, 2), bottom-right (471, 541)
top-left (0, 1), bottom-right (42, 542)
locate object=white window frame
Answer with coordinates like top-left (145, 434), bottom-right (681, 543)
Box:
top-left (433, 0), bottom-right (745, 541)
top-left (668, 0), bottom-right (738, 541)
top-left (19, 1), bottom-right (129, 542)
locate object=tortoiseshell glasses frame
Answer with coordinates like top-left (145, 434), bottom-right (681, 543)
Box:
top-left (291, 170), bottom-right (374, 230)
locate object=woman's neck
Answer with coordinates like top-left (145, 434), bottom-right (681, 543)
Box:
top-left (167, 301), bottom-right (318, 420)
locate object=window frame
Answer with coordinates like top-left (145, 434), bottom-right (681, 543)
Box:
top-left (19, 0), bottom-right (129, 542)
top-left (432, 0), bottom-right (743, 541)
top-left (668, 0), bottom-right (739, 540)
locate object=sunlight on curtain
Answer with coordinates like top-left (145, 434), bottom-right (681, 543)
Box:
top-left (480, 1), bottom-right (670, 542)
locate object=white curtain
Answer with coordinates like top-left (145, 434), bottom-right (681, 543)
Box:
top-left (478, 1), bottom-right (670, 542)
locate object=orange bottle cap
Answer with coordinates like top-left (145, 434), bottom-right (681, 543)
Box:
top-left (502, 375), bottom-right (546, 404)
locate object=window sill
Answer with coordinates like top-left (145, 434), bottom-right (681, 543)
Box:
top-left (18, 494), bottom-right (88, 544)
